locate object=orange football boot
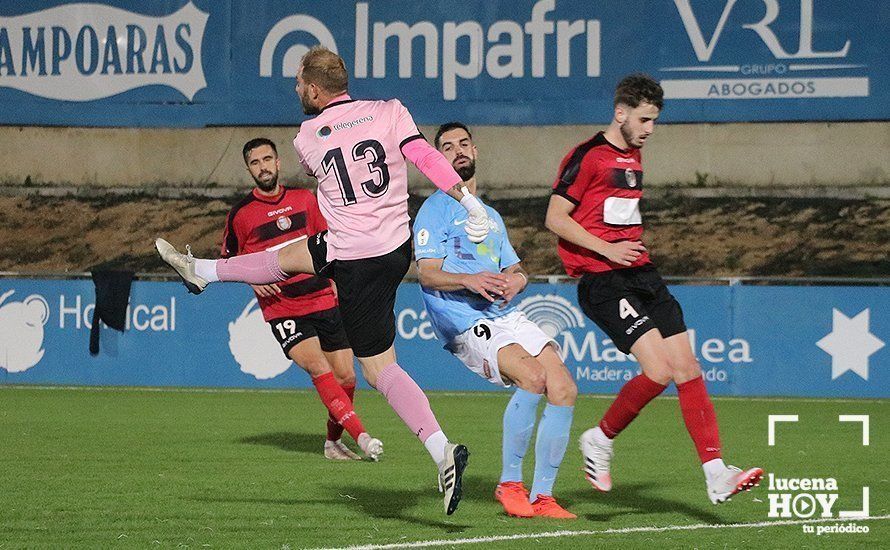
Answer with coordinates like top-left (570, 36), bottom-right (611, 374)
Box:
top-left (495, 481), bottom-right (535, 518)
top-left (531, 495), bottom-right (577, 519)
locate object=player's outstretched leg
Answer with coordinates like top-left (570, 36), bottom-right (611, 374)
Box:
top-left (155, 237), bottom-right (316, 293)
top-left (495, 388), bottom-right (540, 518)
top-left (155, 238), bottom-right (209, 293)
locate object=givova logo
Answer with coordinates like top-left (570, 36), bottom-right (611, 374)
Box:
top-left (516, 294), bottom-right (585, 339)
top-left (0, 2), bottom-right (208, 101)
top-left (259, 14), bottom-right (337, 77)
top-left (0, 289), bottom-right (49, 373)
top-left (228, 299), bottom-right (293, 380)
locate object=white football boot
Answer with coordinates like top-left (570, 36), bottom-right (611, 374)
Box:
top-left (357, 433), bottom-right (384, 462)
top-left (324, 439), bottom-right (362, 461)
top-left (155, 238), bottom-right (208, 294)
top-left (580, 428), bottom-right (613, 492)
top-left (707, 465), bottom-right (764, 504)
top-left (437, 443), bottom-right (469, 515)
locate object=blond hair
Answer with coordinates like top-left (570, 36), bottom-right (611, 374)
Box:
top-left (300, 46), bottom-right (348, 94)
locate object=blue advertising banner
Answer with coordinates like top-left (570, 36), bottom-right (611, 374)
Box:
top-left (0, 0), bottom-right (886, 126)
top-left (1, 279), bottom-right (886, 397)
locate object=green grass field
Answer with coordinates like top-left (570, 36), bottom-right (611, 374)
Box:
top-left (0, 386), bottom-right (886, 548)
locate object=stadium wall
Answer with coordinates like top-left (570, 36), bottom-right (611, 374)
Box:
top-left (2, 122), bottom-right (888, 191)
top-left (1, 279), bottom-right (886, 398)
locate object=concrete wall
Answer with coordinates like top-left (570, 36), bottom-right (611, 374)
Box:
top-left (1, 122), bottom-right (887, 193)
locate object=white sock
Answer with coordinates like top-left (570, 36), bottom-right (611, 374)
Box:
top-left (424, 430), bottom-right (448, 465)
top-left (703, 458), bottom-right (727, 481)
top-left (592, 426), bottom-right (613, 447)
top-left (194, 258), bottom-right (220, 282)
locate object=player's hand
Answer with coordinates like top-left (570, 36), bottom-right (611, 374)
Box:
top-left (465, 207), bottom-right (490, 243)
top-left (461, 272), bottom-right (508, 302)
top-left (498, 272), bottom-right (527, 308)
top-left (251, 284), bottom-right (282, 298)
top-left (603, 241), bottom-right (646, 266)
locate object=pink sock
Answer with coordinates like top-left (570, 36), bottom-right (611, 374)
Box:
top-left (375, 363), bottom-right (441, 443)
top-left (215, 250), bottom-right (289, 284)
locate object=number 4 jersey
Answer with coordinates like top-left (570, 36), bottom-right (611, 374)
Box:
top-left (294, 94), bottom-right (423, 262)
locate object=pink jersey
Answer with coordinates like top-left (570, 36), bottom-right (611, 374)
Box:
top-left (295, 95), bottom-right (423, 261)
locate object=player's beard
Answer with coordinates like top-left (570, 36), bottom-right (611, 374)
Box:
top-left (254, 172), bottom-right (279, 192)
top-left (620, 121), bottom-right (644, 149)
top-left (300, 92), bottom-right (320, 115)
top-left (454, 157), bottom-right (476, 182)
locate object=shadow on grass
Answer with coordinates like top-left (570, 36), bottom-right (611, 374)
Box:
top-left (189, 486), bottom-right (471, 532)
top-left (237, 431), bottom-right (324, 455)
top-left (330, 482), bottom-right (471, 532)
top-left (562, 482), bottom-right (724, 524)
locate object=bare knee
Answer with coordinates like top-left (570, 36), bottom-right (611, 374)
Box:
top-left (514, 369), bottom-right (546, 395)
top-left (670, 358), bottom-right (702, 384)
top-left (300, 356), bottom-right (332, 378)
top-left (333, 371), bottom-right (356, 387)
top-left (643, 363), bottom-right (673, 386)
top-left (545, 370), bottom-right (578, 406)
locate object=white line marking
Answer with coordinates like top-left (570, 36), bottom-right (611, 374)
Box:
top-left (310, 515), bottom-right (890, 550)
top-left (839, 487), bottom-right (870, 519)
top-left (839, 414), bottom-right (870, 445)
top-left (768, 415), bottom-right (799, 446)
top-left (0, 385), bottom-right (886, 404)
top-left (788, 63), bottom-right (866, 71)
top-left (659, 65), bottom-right (741, 72)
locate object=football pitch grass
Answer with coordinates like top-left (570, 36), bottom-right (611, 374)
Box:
top-left (0, 386), bottom-right (886, 548)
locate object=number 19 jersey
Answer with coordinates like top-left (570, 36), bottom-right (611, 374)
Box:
top-left (294, 94), bottom-right (423, 262)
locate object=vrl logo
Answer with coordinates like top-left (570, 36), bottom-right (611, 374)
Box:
top-left (258, 14), bottom-right (337, 77)
top-left (673, 0), bottom-right (850, 62)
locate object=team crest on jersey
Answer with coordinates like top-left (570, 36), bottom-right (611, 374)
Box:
top-left (625, 168), bottom-right (637, 188)
top-left (276, 216), bottom-right (292, 231)
top-left (317, 125), bottom-right (332, 140)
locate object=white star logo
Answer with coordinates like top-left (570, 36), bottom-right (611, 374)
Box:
top-left (816, 309), bottom-right (885, 381)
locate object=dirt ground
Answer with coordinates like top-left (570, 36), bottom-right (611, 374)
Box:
top-left (1, 192), bottom-right (887, 278)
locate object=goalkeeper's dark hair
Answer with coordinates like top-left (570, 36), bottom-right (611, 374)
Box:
top-left (614, 73), bottom-right (664, 110)
top-left (242, 138), bottom-right (278, 164)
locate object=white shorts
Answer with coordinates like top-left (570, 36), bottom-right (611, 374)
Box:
top-left (449, 310), bottom-right (556, 388)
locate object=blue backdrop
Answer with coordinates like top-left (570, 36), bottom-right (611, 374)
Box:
top-left (1, 279), bottom-right (886, 397)
top-left (0, 0), bottom-right (886, 126)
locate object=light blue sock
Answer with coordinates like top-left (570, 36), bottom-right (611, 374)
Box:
top-left (500, 388), bottom-right (542, 483)
top-left (529, 403), bottom-right (574, 500)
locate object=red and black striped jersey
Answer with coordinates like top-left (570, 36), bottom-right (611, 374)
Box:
top-left (551, 131), bottom-right (651, 277)
top-left (221, 186), bottom-right (337, 320)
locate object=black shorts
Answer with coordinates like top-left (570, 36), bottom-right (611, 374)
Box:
top-left (577, 265), bottom-right (687, 354)
top-left (268, 306), bottom-right (351, 358)
top-left (308, 232), bottom-right (411, 357)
